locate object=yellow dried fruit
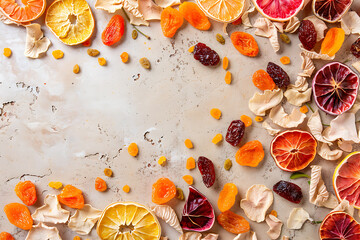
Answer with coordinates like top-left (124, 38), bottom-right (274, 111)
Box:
top-left (73, 64), bottom-right (80, 74)
top-left (176, 187), bottom-right (184, 200)
top-left (158, 156), bottom-right (167, 166)
top-left (210, 108), bottom-right (222, 120)
top-left (225, 71), bottom-right (232, 84)
top-left (73, 236), bottom-right (81, 240)
top-left (49, 181), bottom-right (63, 189)
top-left (120, 52), bottom-right (129, 63)
top-left (184, 139), bottom-right (193, 149)
top-left (98, 57), bottom-right (107, 66)
top-left (3, 48), bottom-right (12, 57)
top-left (128, 143), bottom-right (138, 157)
top-left (132, 30), bottom-right (138, 39)
top-left (186, 157), bottom-right (196, 170)
top-left (212, 133), bottom-right (223, 144)
top-left (87, 48), bottom-right (100, 57)
top-left (188, 46), bottom-right (195, 53)
top-left (255, 116), bottom-right (264, 122)
top-left (182, 175), bottom-right (193, 185)
top-left (216, 33), bottom-right (225, 45)
top-left (52, 50), bottom-right (64, 59)
top-left (300, 105), bottom-right (309, 114)
top-left (123, 185), bottom-right (130, 193)
top-left (139, 57), bottom-right (150, 69)
top-left (224, 159), bottom-right (232, 171)
top-left (104, 168), bottom-right (113, 177)
top-left (223, 56), bottom-right (229, 70)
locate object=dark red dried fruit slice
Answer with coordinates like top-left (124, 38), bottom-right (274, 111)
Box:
top-left (351, 38), bottom-right (360, 58)
top-left (320, 211), bottom-right (360, 240)
top-left (198, 156), bottom-right (215, 188)
top-left (299, 20), bottom-right (317, 51)
top-left (313, 0), bottom-right (353, 23)
top-left (193, 43), bottom-right (220, 66)
top-left (273, 180), bottom-right (303, 204)
top-left (180, 186), bottom-right (215, 232)
top-left (225, 120), bottom-right (245, 147)
top-left (313, 62), bottom-right (359, 115)
top-left (267, 62), bottom-right (290, 88)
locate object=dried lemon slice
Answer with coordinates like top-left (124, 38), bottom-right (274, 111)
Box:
top-left (97, 202), bottom-right (161, 240)
top-left (45, 0), bottom-right (94, 45)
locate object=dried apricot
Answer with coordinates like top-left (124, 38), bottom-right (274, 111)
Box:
top-left (212, 133), bottom-right (223, 144)
top-left (14, 181), bottom-right (37, 206)
top-left (321, 28), bottom-right (345, 57)
top-left (217, 183), bottom-right (238, 212)
top-left (300, 105), bottom-right (309, 114)
top-left (3, 48), bottom-right (11, 57)
top-left (184, 139), bottom-right (194, 149)
top-left (49, 181), bottom-right (63, 189)
top-left (182, 175), bottom-right (193, 185)
top-left (128, 143), bottom-right (139, 157)
top-left (0, 232), bottom-right (14, 240)
top-left (152, 178), bottom-right (176, 204)
top-left (123, 185), bottom-right (130, 193)
top-left (158, 156), bottom-right (167, 166)
top-left (252, 69), bottom-right (276, 91)
top-left (240, 115), bottom-right (252, 127)
top-left (102, 15), bottom-right (125, 46)
top-left (225, 71), bottom-right (232, 84)
top-left (210, 108), bottom-right (221, 119)
top-left (280, 56), bottom-right (290, 65)
top-left (104, 168), bottom-right (113, 177)
top-left (52, 50), bottom-right (64, 59)
top-left (186, 157), bottom-right (196, 170)
top-left (58, 185), bottom-right (84, 209)
top-left (120, 52), bottom-right (129, 63)
top-left (161, 7), bottom-right (183, 38)
top-left (235, 140), bottom-right (264, 167)
top-left (217, 210), bottom-right (250, 234)
top-left (179, 2), bottom-right (211, 31)
top-left (95, 177), bottom-right (107, 192)
top-left (4, 203), bottom-right (33, 230)
top-left (222, 56), bottom-right (229, 70)
top-left (230, 32), bottom-right (259, 57)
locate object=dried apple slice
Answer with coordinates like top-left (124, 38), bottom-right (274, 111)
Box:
top-left (319, 211), bottom-right (360, 239)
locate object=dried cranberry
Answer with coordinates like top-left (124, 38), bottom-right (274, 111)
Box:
top-left (267, 62), bottom-right (290, 88)
top-left (351, 38), bottom-right (360, 58)
top-left (198, 156), bottom-right (215, 188)
top-left (273, 180), bottom-right (303, 204)
top-left (225, 120), bottom-right (245, 147)
top-left (193, 43), bottom-right (220, 66)
top-left (299, 20), bottom-right (317, 51)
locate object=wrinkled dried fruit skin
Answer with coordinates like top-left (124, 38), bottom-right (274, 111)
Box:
top-left (4, 203), bottom-right (33, 230)
top-left (218, 183), bottom-right (238, 212)
top-left (279, 33), bottom-right (290, 44)
top-left (224, 159), bottom-right (232, 171)
top-left (179, 2), bottom-right (211, 30)
top-left (181, 186), bottom-right (215, 232)
top-left (320, 211), bottom-right (360, 240)
top-left (15, 181), bottom-right (37, 206)
top-left (226, 120), bottom-right (245, 146)
top-left (216, 34), bottom-right (225, 45)
top-left (351, 38), bottom-right (360, 58)
top-left (298, 20), bottom-right (317, 51)
top-left (235, 140), bottom-right (265, 167)
top-left (58, 185), bottom-right (85, 209)
top-left (0, 232), bottom-right (14, 240)
top-left (230, 32), bottom-right (259, 57)
top-left (217, 211), bottom-right (250, 234)
top-left (313, 0), bottom-right (352, 23)
top-left (198, 156), bottom-right (216, 188)
top-left (139, 57), bottom-right (151, 69)
top-left (321, 28), bottom-right (345, 57)
top-left (267, 62), bottom-right (290, 88)
top-left (152, 178), bottom-right (176, 204)
top-left (193, 43), bottom-right (220, 66)
top-left (161, 7), bottom-right (183, 38)
top-left (95, 177), bottom-right (107, 192)
top-left (252, 69), bottom-right (276, 91)
top-left (273, 180), bottom-right (303, 204)
top-left (132, 30), bottom-right (138, 39)
top-left (102, 15), bottom-right (125, 46)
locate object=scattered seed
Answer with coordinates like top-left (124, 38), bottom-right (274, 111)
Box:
top-left (3, 48), bottom-right (11, 57)
top-left (255, 116), bottom-right (264, 122)
top-left (104, 168), bottom-right (113, 177)
top-left (216, 33), bottom-right (225, 45)
top-left (139, 57), bottom-right (150, 69)
top-left (87, 48), bottom-right (100, 57)
top-left (52, 50), bottom-right (64, 59)
top-left (123, 185), bottom-right (130, 193)
top-left (73, 64), bottom-right (80, 74)
top-left (158, 156), bottom-right (167, 166)
top-left (120, 52), bottom-right (129, 63)
top-left (222, 56), bottom-right (229, 70)
top-left (176, 187), bottom-right (184, 200)
top-left (212, 133), bottom-right (223, 144)
top-left (225, 71), bottom-right (232, 84)
top-left (184, 139), bottom-right (193, 149)
top-left (132, 30), bottom-right (138, 39)
top-left (280, 33), bottom-right (291, 44)
top-left (224, 159), bottom-right (232, 171)
top-left (98, 57), bottom-right (107, 66)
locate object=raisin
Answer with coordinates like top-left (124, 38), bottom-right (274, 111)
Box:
top-left (266, 62), bottom-right (290, 88)
top-left (273, 180), bottom-right (303, 204)
top-left (351, 38), bottom-right (360, 58)
top-left (225, 120), bottom-right (245, 147)
top-left (279, 33), bottom-right (290, 44)
top-left (198, 156), bottom-right (215, 188)
top-left (193, 43), bottom-right (220, 66)
top-left (298, 20), bottom-right (317, 51)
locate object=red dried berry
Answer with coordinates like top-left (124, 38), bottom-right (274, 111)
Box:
top-left (267, 62), bottom-right (290, 88)
top-left (273, 180), bottom-right (303, 204)
top-left (351, 38), bottom-right (360, 58)
top-left (299, 20), bottom-right (317, 51)
top-left (226, 120), bottom-right (245, 147)
top-left (198, 156), bottom-right (216, 188)
top-left (193, 43), bottom-right (220, 66)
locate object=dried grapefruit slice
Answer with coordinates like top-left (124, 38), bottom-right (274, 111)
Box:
top-left (0, 0), bottom-right (45, 23)
top-left (313, 0), bottom-right (353, 23)
top-left (45, 0), bottom-right (95, 46)
top-left (313, 62), bottom-right (359, 115)
top-left (252, 0), bottom-right (304, 22)
top-left (196, 0), bottom-right (245, 23)
top-left (333, 152), bottom-right (360, 209)
top-left (320, 211), bottom-right (360, 240)
top-left (96, 202), bottom-right (161, 240)
top-left (270, 130), bottom-right (317, 172)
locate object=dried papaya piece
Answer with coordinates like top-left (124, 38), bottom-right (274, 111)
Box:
top-left (52, 50), bottom-right (64, 59)
top-left (255, 116), bottom-right (264, 122)
top-left (217, 210), bottom-right (250, 234)
top-left (217, 183), bottom-right (238, 212)
top-left (95, 177), bottom-right (107, 192)
top-left (321, 28), bottom-right (345, 57)
top-left (4, 203), bottom-right (33, 230)
top-left (161, 7), bottom-right (184, 38)
top-left (158, 156), bottom-right (167, 166)
top-left (186, 157), bottom-right (196, 170)
top-left (270, 210), bottom-right (278, 217)
top-left (182, 175), bottom-right (193, 185)
top-left (231, 32), bottom-right (259, 57)
top-left (179, 2), bottom-right (211, 31)
top-left (225, 71), bottom-right (232, 84)
top-left (152, 178), bottom-right (176, 204)
top-left (104, 168), bottom-right (113, 177)
top-left (101, 15), bottom-right (125, 46)
top-left (222, 56), bottom-right (229, 70)
top-left (58, 185), bottom-right (85, 209)
top-left (300, 105), bottom-right (309, 114)
top-left (235, 140), bottom-right (264, 167)
top-left (252, 69), bottom-right (276, 91)
top-left (15, 181), bottom-right (37, 206)
top-left (212, 133), bottom-right (223, 144)
top-left (120, 52), bottom-right (129, 63)
top-left (3, 48), bottom-right (11, 58)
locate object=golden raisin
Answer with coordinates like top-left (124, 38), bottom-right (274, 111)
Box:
top-left (3, 48), bottom-right (11, 57)
top-left (280, 56), bottom-right (290, 65)
top-left (300, 105), bottom-right (309, 114)
top-left (210, 108), bottom-right (222, 120)
top-left (120, 52), bottom-right (129, 63)
top-left (176, 187), bottom-right (184, 200)
top-left (73, 64), bottom-right (80, 74)
top-left (225, 71), bottom-right (232, 85)
top-left (216, 33), bottom-right (225, 45)
top-left (98, 57), bottom-right (107, 66)
top-left (222, 56), bottom-right (229, 70)
top-left (123, 185), bottom-right (130, 193)
top-left (224, 159), bottom-right (232, 171)
top-left (87, 48), bottom-right (100, 57)
top-left (240, 115), bottom-right (252, 127)
top-left (184, 139), bottom-right (193, 149)
top-left (139, 57), bottom-right (151, 69)
top-left (49, 181), bottom-right (63, 189)
top-left (132, 30), bottom-right (138, 39)
top-left (104, 168), bottom-right (113, 177)
top-left (188, 46), bottom-right (195, 53)
top-left (52, 50), bottom-right (64, 59)
top-left (212, 133), bottom-right (223, 144)
top-left (158, 156), bottom-right (167, 166)
top-left (186, 157), bottom-right (196, 170)
top-left (128, 143), bottom-right (138, 157)
top-left (182, 175), bottom-right (193, 185)
top-left (255, 116), bottom-right (264, 122)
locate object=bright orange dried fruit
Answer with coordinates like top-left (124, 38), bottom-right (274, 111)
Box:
top-left (184, 139), bottom-right (194, 149)
top-left (270, 210), bottom-right (278, 217)
top-left (235, 140), bottom-right (264, 167)
top-left (252, 69), bottom-right (276, 91)
top-left (102, 15), bottom-right (125, 46)
top-left (321, 28), bottom-right (345, 57)
top-left (210, 108), bottom-right (221, 119)
top-left (95, 177), bottom-right (107, 192)
top-left (225, 71), bottom-right (232, 84)
top-left (120, 52), bottom-right (129, 63)
top-left (240, 115), bottom-right (252, 127)
top-left (15, 181), bottom-right (37, 206)
top-left (0, 232), bottom-right (14, 240)
top-left (231, 32), bottom-right (259, 57)
top-left (58, 185), bottom-right (84, 209)
top-left (128, 143), bottom-right (139, 157)
top-left (4, 203), bottom-right (33, 230)
top-left (179, 2), bottom-right (211, 31)
top-left (217, 183), bottom-right (238, 212)
top-left (280, 56), bottom-right (290, 65)
top-left (222, 56), bottom-right (229, 70)
top-left (186, 157), bottom-right (196, 170)
top-left (152, 178), bottom-right (176, 204)
top-left (300, 105), bottom-right (309, 114)
top-left (182, 175), bottom-right (194, 185)
top-left (161, 7), bottom-right (184, 38)
top-left (217, 210), bottom-right (250, 234)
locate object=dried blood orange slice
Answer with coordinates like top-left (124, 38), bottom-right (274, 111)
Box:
top-left (196, 0), bottom-right (246, 23)
top-left (313, 62), bottom-right (359, 115)
top-left (313, 0), bottom-right (353, 23)
top-left (271, 130), bottom-right (317, 172)
top-left (252, 0), bottom-right (304, 22)
top-left (0, 0), bottom-right (46, 23)
top-left (333, 152), bottom-right (360, 209)
top-left (319, 211), bottom-right (360, 240)
top-left (180, 186), bottom-right (215, 232)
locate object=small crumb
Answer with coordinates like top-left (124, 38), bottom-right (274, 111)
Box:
top-left (52, 50), bottom-right (64, 59)
top-left (182, 175), bottom-right (193, 185)
top-left (184, 139), bottom-right (193, 149)
top-left (87, 48), bottom-right (100, 57)
top-left (128, 143), bottom-right (138, 157)
top-left (123, 185), bottom-right (130, 193)
top-left (48, 181), bottom-right (63, 189)
top-left (120, 52), bottom-right (129, 63)
top-left (158, 156), bottom-right (167, 166)
top-left (82, 39), bottom-right (92, 47)
top-left (225, 71), bottom-right (232, 84)
top-left (186, 157), bottom-right (196, 170)
top-left (255, 116), bottom-right (264, 122)
top-left (212, 133), bottom-right (223, 144)
top-left (222, 56), bottom-right (229, 70)
top-left (210, 108), bottom-right (222, 120)
top-left (104, 168), bottom-right (113, 177)
top-left (98, 57), bottom-right (107, 66)
top-left (3, 48), bottom-right (11, 57)
top-left (300, 105), bottom-right (309, 114)
top-left (73, 64), bottom-right (80, 74)
top-left (139, 57), bottom-right (150, 69)
top-left (188, 46), bottom-right (195, 53)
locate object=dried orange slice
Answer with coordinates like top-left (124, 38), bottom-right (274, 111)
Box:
top-left (270, 130), bottom-right (317, 172)
top-left (320, 211), bottom-right (360, 239)
top-left (45, 0), bottom-right (94, 45)
top-left (97, 202), bottom-right (161, 240)
top-left (196, 0), bottom-right (246, 23)
top-left (333, 152), bottom-right (360, 209)
top-left (0, 0), bottom-right (45, 23)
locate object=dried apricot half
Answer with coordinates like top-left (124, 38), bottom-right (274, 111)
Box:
top-left (152, 178), bottom-right (176, 204)
top-left (95, 177), bottom-right (107, 192)
top-left (235, 140), bottom-right (264, 167)
top-left (58, 185), bottom-right (85, 209)
top-left (179, 2), bottom-right (211, 30)
top-left (252, 69), bottom-right (276, 91)
top-left (14, 181), bottom-right (37, 206)
top-left (4, 203), bottom-right (33, 230)
top-left (0, 232), bottom-right (14, 240)
top-left (217, 210), bottom-right (250, 234)
top-left (161, 7), bottom-right (184, 38)
top-left (217, 183), bottom-right (238, 212)
top-left (231, 32), bottom-right (259, 57)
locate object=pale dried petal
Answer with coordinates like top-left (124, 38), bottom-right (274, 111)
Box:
top-left (125, 9), bottom-right (149, 26)
top-left (332, 200), bottom-right (354, 216)
top-left (68, 204), bottom-right (102, 235)
top-left (288, 76), bottom-right (308, 92)
top-left (25, 24), bottom-right (51, 59)
top-left (139, 0), bottom-right (162, 20)
top-left (284, 17), bottom-right (300, 33)
top-left (304, 15), bottom-right (327, 42)
top-left (234, 231), bottom-right (257, 240)
top-left (353, 61), bottom-right (360, 74)
top-left (223, 23), bottom-right (228, 36)
top-left (266, 214), bottom-right (282, 240)
top-left (150, 205), bottom-right (183, 234)
top-left (307, 110), bottom-right (331, 144)
top-left (32, 194), bottom-right (70, 224)
top-left (338, 139), bottom-right (353, 152)
top-left (284, 88), bottom-right (312, 107)
top-left (254, 18), bottom-right (279, 52)
top-left (179, 232), bottom-right (201, 240)
top-left (241, 0), bottom-right (255, 29)
top-left (240, 184), bottom-right (273, 223)
top-left (323, 113), bottom-right (360, 143)
top-left (299, 45), bottom-right (334, 60)
top-left (318, 142), bottom-right (343, 161)
top-left (340, 11), bottom-right (360, 35)
top-left (262, 121), bottom-right (281, 136)
top-left (287, 208), bottom-right (310, 230)
top-left (26, 222), bottom-right (62, 240)
top-left (299, 52), bottom-right (315, 77)
top-left (273, 22), bottom-right (284, 33)
top-left (95, 0), bottom-right (141, 16)
top-left (202, 233), bottom-right (218, 240)
top-left (248, 89), bottom-right (283, 116)
top-left (154, 0), bottom-right (181, 8)
top-left (269, 105), bottom-right (306, 128)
